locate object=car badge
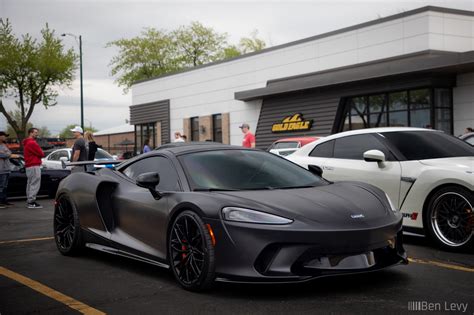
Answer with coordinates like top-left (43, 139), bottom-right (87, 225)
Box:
top-left (351, 214), bottom-right (365, 219)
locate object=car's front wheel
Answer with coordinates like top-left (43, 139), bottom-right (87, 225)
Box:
top-left (53, 195), bottom-right (83, 255)
top-left (425, 186), bottom-right (474, 251)
top-left (168, 210), bottom-right (215, 291)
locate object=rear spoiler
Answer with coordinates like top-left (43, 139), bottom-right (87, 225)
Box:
top-left (62, 160), bottom-right (122, 170)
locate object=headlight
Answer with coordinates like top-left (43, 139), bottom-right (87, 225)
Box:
top-left (221, 207), bottom-right (293, 224)
top-left (385, 193), bottom-right (398, 212)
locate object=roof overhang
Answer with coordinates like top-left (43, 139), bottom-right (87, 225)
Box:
top-left (235, 50), bottom-right (474, 101)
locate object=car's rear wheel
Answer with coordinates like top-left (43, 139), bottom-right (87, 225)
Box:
top-left (168, 211), bottom-right (215, 291)
top-left (426, 186), bottom-right (474, 251)
top-left (53, 195), bottom-right (83, 255)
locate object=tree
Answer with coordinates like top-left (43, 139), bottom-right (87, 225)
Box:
top-left (38, 126), bottom-right (51, 138)
top-left (0, 19), bottom-right (77, 141)
top-left (172, 22), bottom-right (228, 67)
top-left (6, 110), bottom-right (32, 138)
top-left (106, 28), bottom-right (178, 93)
top-left (59, 124), bottom-right (97, 139)
top-left (238, 30), bottom-right (266, 54)
top-left (108, 23), bottom-right (267, 91)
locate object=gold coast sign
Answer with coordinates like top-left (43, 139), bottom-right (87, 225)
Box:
top-left (271, 114), bottom-right (313, 133)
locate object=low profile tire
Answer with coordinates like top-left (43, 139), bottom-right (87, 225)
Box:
top-left (53, 195), bottom-right (83, 255)
top-left (168, 210), bottom-right (215, 291)
top-left (425, 186), bottom-right (474, 251)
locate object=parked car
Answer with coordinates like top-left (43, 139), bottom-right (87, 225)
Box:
top-left (459, 132), bottom-right (474, 146)
top-left (267, 136), bottom-right (320, 156)
top-left (53, 143), bottom-right (406, 291)
top-left (287, 127), bottom-right (474, 251)
top-left (42, 148), bottom-right (116, 170)
top-left (7, 157), bottom-right (70, 198)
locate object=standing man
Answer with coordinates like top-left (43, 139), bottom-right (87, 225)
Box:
top-left (23, 128), bottom-right (44, 209)
top-left (0, 131), bottom-right (18, 208)
top-left (70, 126), bottom-right (87, 162)
top-left (239, 123), bottom-right (256, 148)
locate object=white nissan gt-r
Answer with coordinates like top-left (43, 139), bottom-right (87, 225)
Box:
top-left (287, 127), bottom-right (474, 251)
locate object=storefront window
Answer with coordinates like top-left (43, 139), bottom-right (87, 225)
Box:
top-left (191, 117), bottom-right (199, 141)
top-left (213, 114), bottom-right (222, 143)
top-left (340, 88), bottom-right (452, 133)
top-left (135, 123), bottom-right (156, 153)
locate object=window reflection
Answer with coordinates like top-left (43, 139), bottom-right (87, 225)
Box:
top-left (341, 88), bottom-right (452, 133)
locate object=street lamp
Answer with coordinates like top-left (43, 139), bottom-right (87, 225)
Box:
top-left (61, 33), bottom-right (84, 131)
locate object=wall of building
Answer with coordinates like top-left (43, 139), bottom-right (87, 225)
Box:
top-left (453, 72), bottom-right (474, 136)
top-left (132, 8), bottom-right (474, 145)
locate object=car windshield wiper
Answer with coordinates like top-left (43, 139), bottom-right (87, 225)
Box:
top-left (193, 188), bottom-right (239, 192)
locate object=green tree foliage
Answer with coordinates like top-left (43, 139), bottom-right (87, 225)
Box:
top-left (106, 28), bottom-right (178, 92)
top-left (0, 19), bottom-right (77, 141)
top-left (108, 22), bottom-right (267, 91)
top-left (38, 126), bottom-right (51, 138)
top-left (172, 22), bottom-right (228, 67)
top-left (59, 124), bottom-right (97, 139)
top-left (238, 30), bottom-right (266, 54)
top-left (6, 110), bottom-right (32, 138)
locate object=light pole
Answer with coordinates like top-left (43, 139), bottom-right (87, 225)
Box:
top-left (61, 33), bottom-right (84, 131)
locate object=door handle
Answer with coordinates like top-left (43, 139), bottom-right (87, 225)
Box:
top-left (323, 166), bottom-right (334, 171)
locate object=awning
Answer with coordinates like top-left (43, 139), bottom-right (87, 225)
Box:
top-left (235, 50), bottom-right (474, 101)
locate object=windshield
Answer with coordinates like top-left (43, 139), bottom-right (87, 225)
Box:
top-left (382, 131), bottom-right (474, 160)
top-left (95, 149), bottom-right (114, 159)
top-left (178, 149), bottom-right (326, 191)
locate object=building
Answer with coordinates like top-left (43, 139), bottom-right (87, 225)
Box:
top-left (93, 124), bottom-right (135, 155)
top-left (130, 6), bottom-right (474, 150)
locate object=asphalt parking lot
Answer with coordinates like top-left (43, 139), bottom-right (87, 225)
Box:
top-left (0, 199), bottom-right (473, 315)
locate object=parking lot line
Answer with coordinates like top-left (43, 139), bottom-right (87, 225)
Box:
top-left (0, 236), bottom-right (54, 245)
top-left (408, 257), bottom-right (474, 273)
top-left (0, 266), bottom-right (105, 315)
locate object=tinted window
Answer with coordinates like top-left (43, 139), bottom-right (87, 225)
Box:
top-left (310, 140), bottom-right (334, 158)
top-left (382, 131), bottom-right (474, 160)
top-left (334, 134), bottom-right (390, 160)
top-left (179, 150), bottom-right (326, 190)
top-left (122, 156), bottom-right (180, 191)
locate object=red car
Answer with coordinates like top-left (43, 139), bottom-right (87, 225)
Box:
top-left (268, 136), bottom-right (320, 156)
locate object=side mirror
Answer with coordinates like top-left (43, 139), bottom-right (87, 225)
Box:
top-left (308, 164), bottom-right (323, 177)
top-left (363, 150), bottom-right (386, 163)
top-left (136, 172), bottom-right (162, 200)
top-left (59, 157), bottom-right (68, 162)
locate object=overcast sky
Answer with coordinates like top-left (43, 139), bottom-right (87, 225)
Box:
top-left (1, 0), bottom-right (473, 135)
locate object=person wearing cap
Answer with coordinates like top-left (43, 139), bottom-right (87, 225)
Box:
top-left (0, 131), bottom-right (19, 208)
top-left (71, 126), bottom-right (87, 162)
top-left (23, 128), bottom-right (45, 209)
top-left (239, 123), bottom-right (256, 148)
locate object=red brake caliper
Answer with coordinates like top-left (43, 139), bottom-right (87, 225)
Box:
top-left (181, 241), bottom-right (187, 260)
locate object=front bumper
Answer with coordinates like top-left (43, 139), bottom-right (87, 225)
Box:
top-left (205, 217), bottom-right (408, 283)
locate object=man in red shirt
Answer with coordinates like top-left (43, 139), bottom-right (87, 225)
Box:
top-left (239, 123), bottom-right (256, 148)
top-left (23, 128), bottom-right (44, 209)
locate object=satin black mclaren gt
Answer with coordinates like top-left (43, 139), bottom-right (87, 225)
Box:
top-left (53, 143), bottom-right (407, 291)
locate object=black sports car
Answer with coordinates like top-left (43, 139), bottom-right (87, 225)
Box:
top-left (54, 143), bottom-right (407, 291)
top-left (7, 157), bottom-right (70, 198)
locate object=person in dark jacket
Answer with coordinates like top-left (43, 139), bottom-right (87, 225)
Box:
top-left (0, 131), bottom-right (19, 208)
top-left (85, 131), bottom-right (98, 161)
top-left (23, 128), bottom-right (44, 209)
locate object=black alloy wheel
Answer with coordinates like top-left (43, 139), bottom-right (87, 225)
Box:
top-left (168, 211), bottom-right (215, 291)
top-left (54, 195), bottom-right (83, 255)
top-left (426, 186), bottom-right (474, 251)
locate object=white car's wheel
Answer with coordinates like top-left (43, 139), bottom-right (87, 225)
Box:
top-left (425, 186), bottom-right (474, 251)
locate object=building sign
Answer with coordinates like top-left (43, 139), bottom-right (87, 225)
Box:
top-left (271, 113), bottom-right (313, 133)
